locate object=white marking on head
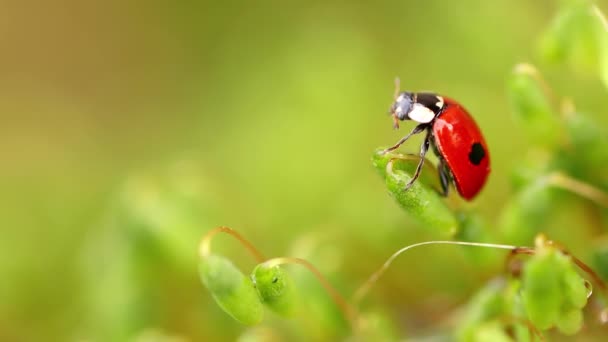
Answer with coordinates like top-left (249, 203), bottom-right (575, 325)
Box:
top-left (396, 94), bottom-right (405, 102)
top-left (408, 104), bottom-right (436, 123)
top-left (435, 96), bottom-right (444, 109)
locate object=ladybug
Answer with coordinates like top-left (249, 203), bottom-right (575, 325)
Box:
top-left (382, 78), bottom-right (490, 200)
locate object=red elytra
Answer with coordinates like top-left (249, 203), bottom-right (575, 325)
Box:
top-left (384, 82), bottom-right (491, 200)
top-left (432, 98), bottom-right (490, 200)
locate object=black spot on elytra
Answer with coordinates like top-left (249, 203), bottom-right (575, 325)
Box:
top-left (469, 142), bottom-right (485, 165)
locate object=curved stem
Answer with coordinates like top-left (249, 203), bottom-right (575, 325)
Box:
top-left (546, 172), bottom-right (608, 208)
top-left (352, 241), bottom-right (532, 305)
top-left (262, 257), bottom-right (358, 327)
top-left (199, 226), bottom-right (265, 262)
top-left (567, 253), bottom-right (607, 293)
top-left (505, 247), bottom-right (537, 275)
top-left (592, 5), bottom-right (608, 31)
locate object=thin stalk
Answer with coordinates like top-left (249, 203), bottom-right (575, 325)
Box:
top-left (352, 241), bottom-right (532, 305)
top-left (199, 226), bottom-right (265, 262)
top-left (262, 257), bottom-right (358, 327)
top-left (547, 172), bottom-right (608, 208)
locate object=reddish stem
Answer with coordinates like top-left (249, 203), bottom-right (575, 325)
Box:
top-left (199, 226), bottom-right (265, 262)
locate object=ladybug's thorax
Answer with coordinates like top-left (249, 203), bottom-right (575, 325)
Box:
top-left (391, 92), bottom-right (445, 124)
top-left (410, 92), bottom-right (445, 123)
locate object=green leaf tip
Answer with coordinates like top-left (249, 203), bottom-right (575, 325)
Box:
top-left (372, 149), bottom-right (458, 237)
top-left (199, 254), bottom-right (263, 325)
top-left (251, 263), bottom-right (297, 317)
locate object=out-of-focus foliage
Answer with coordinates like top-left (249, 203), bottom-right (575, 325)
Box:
top-left (539, 0), bottom-right (608, 88)
top-left (2, 0), bottom-right (608, 341)
top-left (507, 64), bottom-right (562, 148)
top-left (200, 254), bottom-right (264, 326)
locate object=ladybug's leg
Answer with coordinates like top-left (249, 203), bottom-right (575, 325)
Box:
top-left (405, 130), bottom-right (431, 191)
top-left (437, 158), bottom-right (450, 197)
top-left (382, 124), bottom-right (426, 154)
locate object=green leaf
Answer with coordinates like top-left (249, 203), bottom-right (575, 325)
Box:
top-left (539, 3), bottom-right (579, 64)
top-left (372, 150), bottom-right (459, 237)
top-left (562, 263), bottom-right (588, 309)
top-left (522, 248), bottom-right (564, 329)
top-left (564, 113), bottom-right (608, 171)
top-left (539, 1), bottom-right (597, 70)
top-left (521, 246), bottom-right (588, 334)
top-left (507, 65), bottom-right (562, 148)
top-left (251, 264), bottom-right (297, 317)
top-left (200, 254), bottom-right (263, 325)
top-left (555, 308), bottom-right (583, 335)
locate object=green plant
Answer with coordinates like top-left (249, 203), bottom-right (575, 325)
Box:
top-left (197, 1), bottom-right (608, 340)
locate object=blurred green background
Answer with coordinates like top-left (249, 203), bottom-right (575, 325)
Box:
top-left (1, 0), bottom-right (608, 341)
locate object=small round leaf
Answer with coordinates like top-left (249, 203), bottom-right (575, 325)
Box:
top-left (251, 264), bottom-right (297, 317)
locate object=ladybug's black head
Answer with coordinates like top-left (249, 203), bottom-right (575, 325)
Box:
top-left (391, 91), bottom-right (414, 121)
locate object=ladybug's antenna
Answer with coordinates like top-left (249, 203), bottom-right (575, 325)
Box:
top-left (393, 77), bottom-right (401, 100)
